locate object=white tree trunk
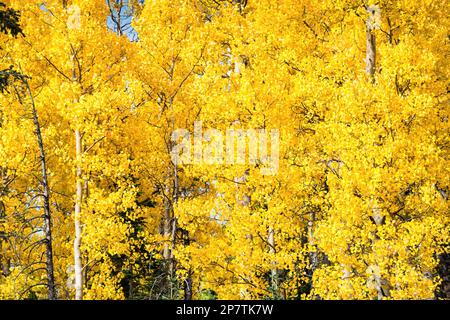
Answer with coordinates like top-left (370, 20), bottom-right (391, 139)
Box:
top-left (74, 129), bottom-right (83, 300)
top-left (365, 6), bottom-right (378, 79)
top-left (268, 227), bottom-right (279, 295)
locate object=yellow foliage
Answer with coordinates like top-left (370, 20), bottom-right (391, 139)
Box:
top-left (0, 0), bottom-right (448, 300)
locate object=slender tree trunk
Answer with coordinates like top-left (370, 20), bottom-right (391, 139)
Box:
top-left (371, 201), bottom-right (390, 299)
top-left (24, 80), bottom-right (56, 300)
top-left (162, 177), bottom-right (175, 297)
top-left (364, 7), bottom-right (389, 299)
top-left (308, 212), bottom-right (318, 276)
top-left (0, 213), bottom-right (10, 276)
top-left (365, 6), bottom-right (377, 79)
top-left (268, 227), bottom-right (279, 296)
top-left (184, 268), bottom-right (193, 300)
top-left (365, 27), bottom-right (376, 77)
top-left (74, 129), bottom-right (83, 300)
top-left (162, 184), bottom-right (172, 258)
top-left (162, 161), bottom-right (180, 298)
top-left (161, 127), bottom-right (183, 297)
top-left (170, 159), bottom-right (179, 277)
top-left (182, 227), bottom-right (193, 300)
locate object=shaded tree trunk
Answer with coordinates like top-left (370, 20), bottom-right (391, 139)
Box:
top-left (24, 79), bottom-right (56, 300)
top-left (184, 268), bottom-right (193, 300)
top-left (437, 253), bottom-right (450, 299)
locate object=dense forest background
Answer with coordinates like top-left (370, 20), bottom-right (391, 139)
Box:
top-left (0, 0), bottom-right (449, 300)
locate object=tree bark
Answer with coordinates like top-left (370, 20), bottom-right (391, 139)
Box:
top-left (364, 7), bottom-right (389, 299)
top-left (184, 269), bottom-right (193, 300)
top-left (268, 227), bottom-right (279, 296)
top-left (24, 79), bottom-right (57, 300)
top-left (308, 212), bottom-right (318, 275)
top-left (74, 129), bottom-right (83, 300)
top-left (162, 173), bottom-right (176, 297)
top-left (365, 6), bottom-right (377, 79)
top-left (370, 201), bottom-right (390, 299)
